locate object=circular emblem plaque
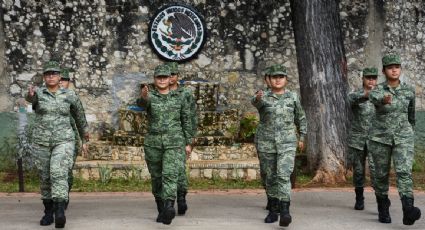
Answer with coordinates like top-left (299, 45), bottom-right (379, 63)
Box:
top-left (148, 4), bottom-right (207, 62)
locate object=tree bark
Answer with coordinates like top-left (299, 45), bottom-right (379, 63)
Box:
top-left (290, 0), bottom-right (350, 183)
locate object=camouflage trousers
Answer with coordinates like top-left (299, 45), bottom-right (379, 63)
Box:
top-left (144, 146), bottom-right (184, 201)
top-left (177, 150), bottom-right (188, 196)
top-left (31, 142), bottom-right (75, 202)
top-left (68, 140), bottom-right (81, 193)
top-left (260, 143), bottom-right (296, 202)
top-left (350, 145), bottom-right (376, 188)
top-left (368, 140), bottom-right (414, 198)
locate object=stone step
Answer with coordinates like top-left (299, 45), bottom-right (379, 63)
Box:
top-left (73, 159), bottom-right (260, 181)
top-left (86, 141), bottom-right (257, 161)
top-left (111, 134), bottom-right (235, 147)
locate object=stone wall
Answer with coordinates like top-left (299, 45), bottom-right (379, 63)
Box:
top-left (0, 0), bottom-right (298, 137)
top-left (341, 0), bottom-right (425, 111)
top-left (0, 0), bottom-right (424, 146)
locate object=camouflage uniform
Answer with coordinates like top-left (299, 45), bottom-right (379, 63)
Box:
top-left (26, 63), bottom-right (88, 203)
top-left (252, 65), bottom-right (307, 203)
top-left (368, 62), bottom-right (415, 198)
top-left (348, 67), bottom-right (377, 189)
top-left (368, 54), bottom-right (421, 225)
top-left (137, 65), bottom-right (192, 202)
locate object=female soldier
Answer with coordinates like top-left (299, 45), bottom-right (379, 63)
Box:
top-left (368, 54), bottom-right (421, 225)
top-left (252, 64), bottom-right (307, 227)
top-left (348, 67), bottom-right (378, 210)
top-left (137, 64), bottom-right (192, 225)
top-left (26, 61), bottom-right (89, 228)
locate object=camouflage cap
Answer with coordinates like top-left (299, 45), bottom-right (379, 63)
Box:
top-left (165, 62), bottom-right (179, 74)
top-left (269, 64), bottom-right (287, 76)
top-left (61, 68), bottom-right (70, 80)
top-left (154, 64), bottom-right (171, 77)
top-left (43, 61), bottom-right (61, 74)
top-left (362, 67), bottom-right (378, 76)
top-left (263, 66), bottom-right (271, 76)
top-left (382, 54), bottom-right (401, 66)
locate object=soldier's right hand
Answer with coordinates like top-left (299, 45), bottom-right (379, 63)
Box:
top-left (28, 84), bottom-right (36, 97)
top-left (383, 94), bottom-right (392, 104)
top-left (141, 85), bottom-right (149, 100)
top-left (363, 89), bottom-right (370, 98)
top-left (255, 90), bottom-right (263, 101)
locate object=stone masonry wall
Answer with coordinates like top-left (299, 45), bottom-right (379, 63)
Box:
top-left (1, 0), bottom-right (424, 138)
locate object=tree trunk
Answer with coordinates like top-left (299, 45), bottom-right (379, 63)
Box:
top-left (290, 0), bottom-right (350, 184)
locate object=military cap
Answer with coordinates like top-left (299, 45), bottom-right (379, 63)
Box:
top-left (263, 66), bottom-right (271, 76)
top-left (43, 61), bottom-right (61, 74)
top-left (269, 64), bottom-right (287, 76)
top-left (382, 54), bottom-right (401, 66)
top-left (165, 62), bottom-right (179, 74)
top-left (61, 68), bottom-right (70, 80)
top-left (362, 67), bottom-right (378, 76)
top-left (154, 64), bottom-right (171, 77)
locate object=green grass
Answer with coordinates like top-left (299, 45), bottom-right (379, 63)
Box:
top-left (0, 171), bottom-right (263, 193)
top-left (2, 171), bottom-right (425, 193)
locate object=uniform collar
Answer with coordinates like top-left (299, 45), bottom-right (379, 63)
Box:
top-left (267, 89), bottom-right (290, 99)
top-left (41, 87), bottom-right (67, 96)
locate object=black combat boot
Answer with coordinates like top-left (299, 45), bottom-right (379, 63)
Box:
top-left (401, 196), bottom-right (421, 225)
top-left (162, 200), bottom-right (176, 225)
top-left (177, 191), bottom-right (188, 215)
top-left (264, 198), bottom-right (278, 223)
top-left (279, 201), bottom-right (292, 227)
top-left (266, 196), bottom-right (271, 211)
top-left (54, 201), bottom-right (67, 228)
top-left (354, 187), bottom-right (364, 210)
top-left (40, 199), bottom-right (54, 226)
top-left (155, 198), bottom-right (164, 223)
top-left (376, 195), bottom-right (391, 223)
top-left (64, 200), bottom-right (69, 210)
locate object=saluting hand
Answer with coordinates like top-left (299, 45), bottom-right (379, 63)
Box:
top-left (255, 90), bottom-right (264, 101)
top-left (28, 84), bottom-right (36, 97)
top-left (383, 94), bottom-right (392, 104)
top-left (363, 89), bottom-right (370, 98)
top-left (141, 85), bottom-right (149, 100)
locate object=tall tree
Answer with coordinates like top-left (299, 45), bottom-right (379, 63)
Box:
top-left (290, 0), bottom-right (350, 183)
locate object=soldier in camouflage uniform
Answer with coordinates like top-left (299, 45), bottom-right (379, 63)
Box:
top-left (26, 61), bottom-right (89, 228)
top-left (165, 61), bottom-right (197, 216)
top-left (252, 64), bottom-right (307, 227)
top-left (368, 54), bottom-right (421, 225)
top-left (137, 64), bottom-right (193, 225)
top-left (348, 67), bottom-right (378, 210)
top-left (254, 66), bottom-right (272, 210)
top-left (59, 68), bottom-right (86, 210)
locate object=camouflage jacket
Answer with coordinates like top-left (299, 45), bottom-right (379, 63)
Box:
top-left (347, 88), bottom-right (375, 150)
top-left (137, 89), bottom-right (192, 148)
top-left (175, 85), bottom-right (197, 137)
top-left (25, 87), bottom-right (89, 146)
top-left (368, 81), bottom-right (415, 145)
top-left (252, 90), bottom-right (307, 153)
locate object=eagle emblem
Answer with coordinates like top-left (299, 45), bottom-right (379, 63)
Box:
top-left (149, 4), bottom-right (206, 62)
